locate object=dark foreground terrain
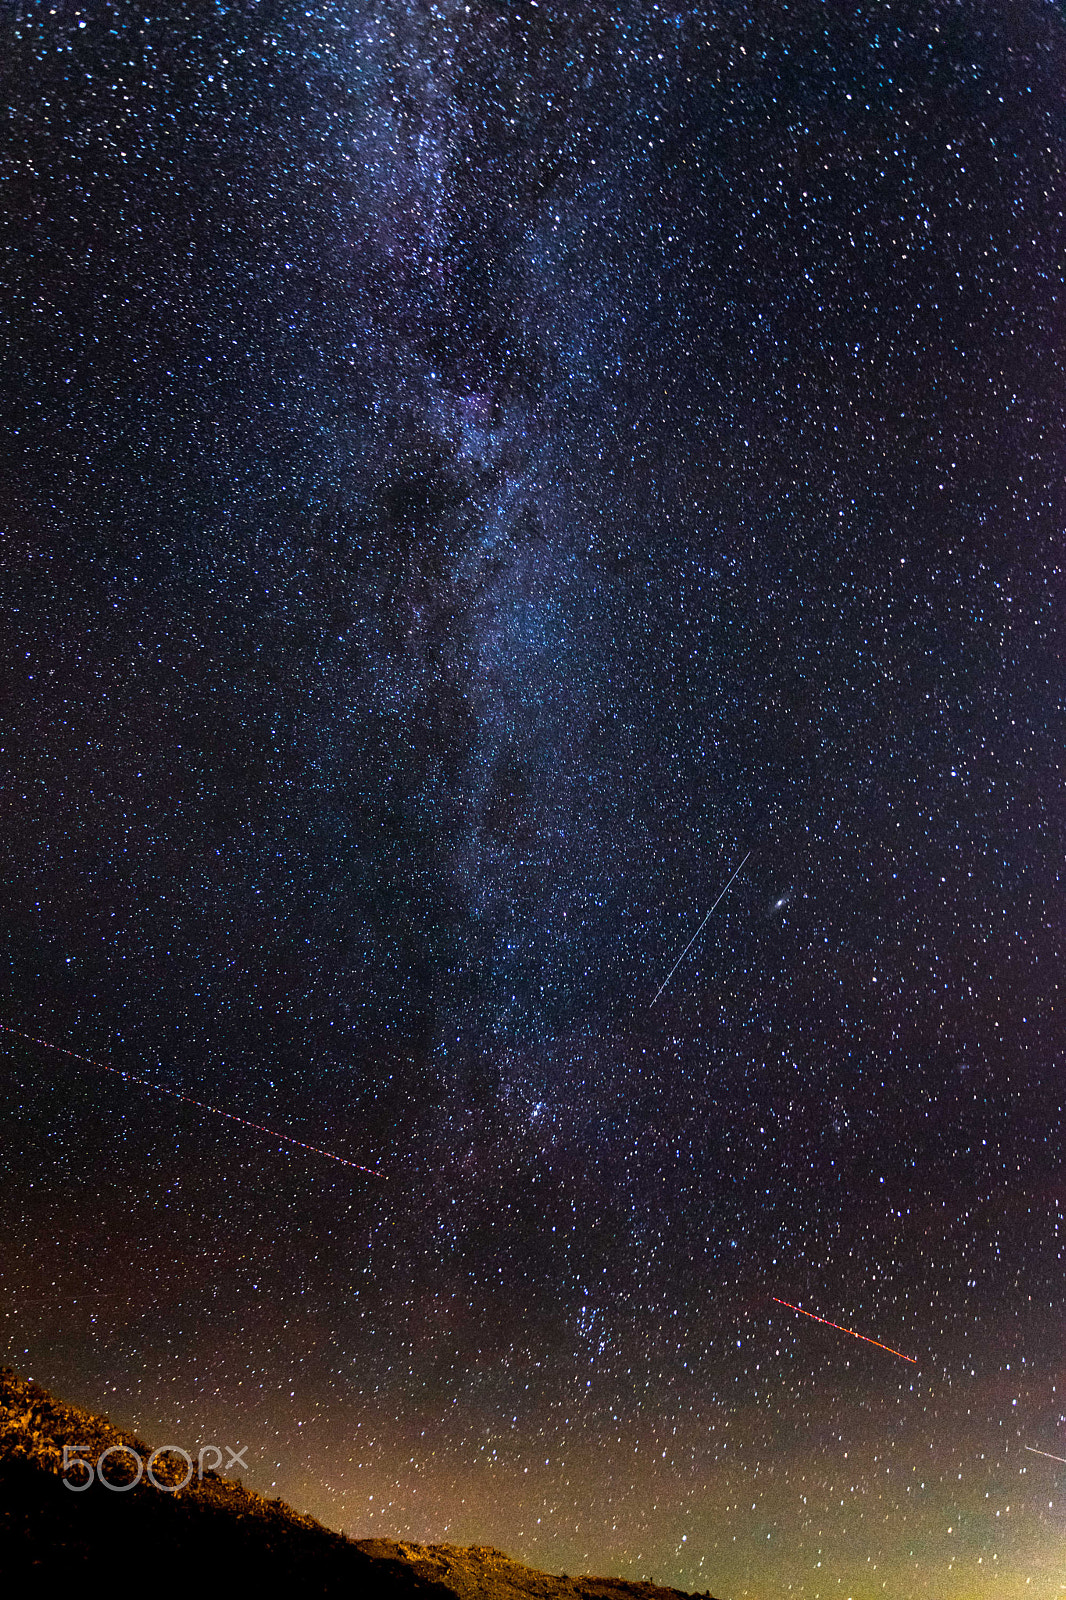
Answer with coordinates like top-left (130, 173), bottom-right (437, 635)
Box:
top-left (0, 1369), bottom-right (719, 1597)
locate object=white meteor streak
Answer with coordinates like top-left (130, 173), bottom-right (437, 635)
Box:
top-left (650, 850), bottom-right (751, 1006)
top-left (1025, 1445), bottom-right (1066, 1465)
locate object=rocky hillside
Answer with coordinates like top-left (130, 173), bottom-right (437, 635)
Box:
top-left (356, 1542), bottom-right (720, 1600)
top-left (0, 1369), bottom-right (720, 1597)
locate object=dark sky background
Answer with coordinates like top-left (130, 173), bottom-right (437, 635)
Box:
top-left (2, 1), bottom-right (1066, 1594)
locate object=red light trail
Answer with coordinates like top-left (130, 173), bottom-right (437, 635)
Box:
top-left (772, 1297), bottom-right (917, 1364)
top-left (0, 1023), bottom-right (384, 1178)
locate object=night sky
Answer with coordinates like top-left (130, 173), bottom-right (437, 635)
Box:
top-left (2, 1), bottom-right (1066, 1595)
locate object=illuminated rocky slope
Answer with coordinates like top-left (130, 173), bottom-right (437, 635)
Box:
top-left (0, 1370), bottom-right (720, 1598)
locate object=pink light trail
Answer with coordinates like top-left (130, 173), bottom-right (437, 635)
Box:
top-left (0, 1023), bottom-right (384, 1178)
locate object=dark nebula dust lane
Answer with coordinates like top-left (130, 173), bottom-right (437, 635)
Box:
top-left (2, 1), bottom-right (1065, 1595)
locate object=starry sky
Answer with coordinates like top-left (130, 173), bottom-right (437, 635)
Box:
top-left (2, 1), bottom-right (1065, 1595)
